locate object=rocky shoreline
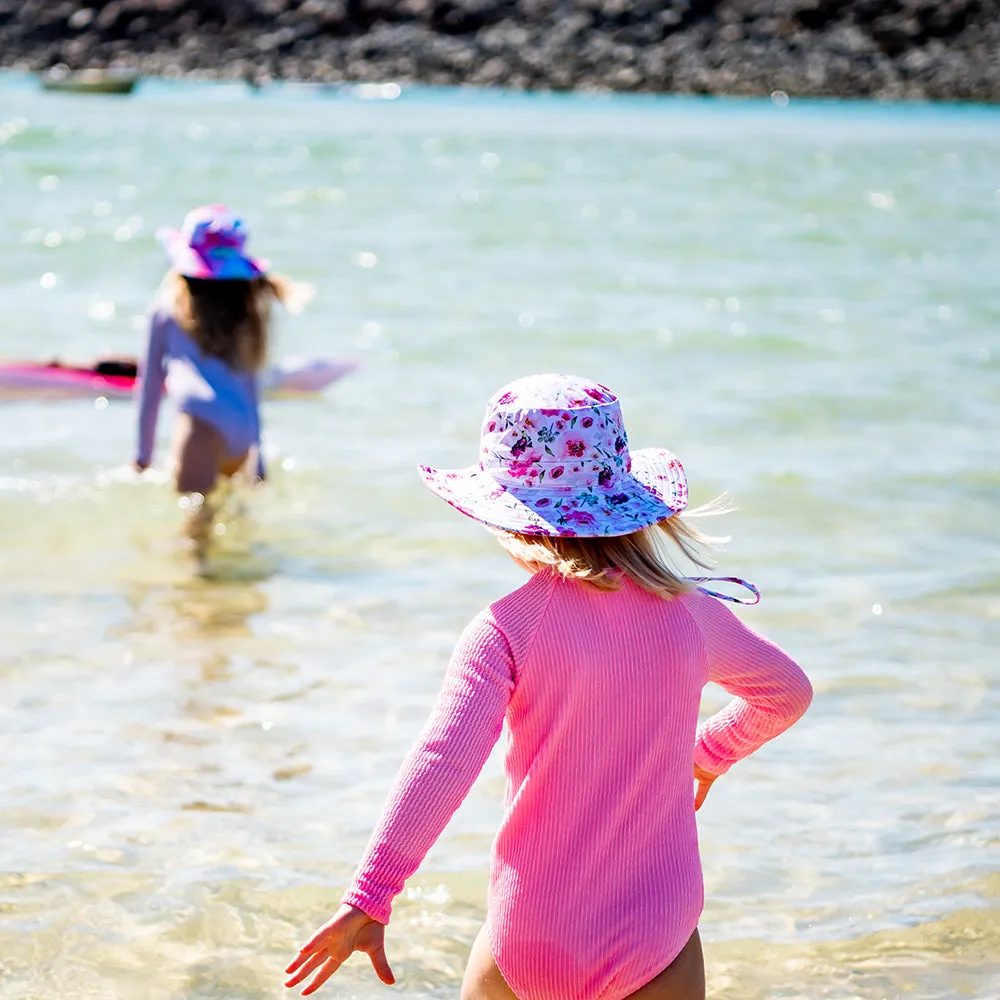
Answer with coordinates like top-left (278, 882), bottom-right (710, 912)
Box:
top-left (2, 0), bottom-right (998, 102)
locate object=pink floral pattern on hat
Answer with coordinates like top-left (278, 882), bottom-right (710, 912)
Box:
top-left (419, 374), bottom-right (688, 537)
top-left (156, 204), bottom-right (269, 280)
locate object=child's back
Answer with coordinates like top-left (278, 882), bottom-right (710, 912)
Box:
top-left (489, 572), bottom-right (707, 1000)
top-left (136, 303), bottom-right (262, 470)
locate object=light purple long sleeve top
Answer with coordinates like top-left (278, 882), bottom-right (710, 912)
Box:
top-left (135, 305), bottom-right (263, 476)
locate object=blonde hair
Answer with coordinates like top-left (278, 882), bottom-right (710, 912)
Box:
top-left (494, 502), bottom-right (730, 600)
top-left (164, 270), bottom-right (298, 372)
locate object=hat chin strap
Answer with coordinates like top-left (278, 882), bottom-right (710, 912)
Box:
top-left (687, 577), bottom-right (760, 605)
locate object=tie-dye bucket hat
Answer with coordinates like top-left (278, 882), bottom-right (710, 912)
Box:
top-left (156, 204), bottom-right (269, 280)
top-left (418, 374), bottom-right (688, 537)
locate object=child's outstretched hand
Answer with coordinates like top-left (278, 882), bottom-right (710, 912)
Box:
top-left (285, 903), bottom-right (395, 996)
top-left (694, 764), bottom-right (718, 811)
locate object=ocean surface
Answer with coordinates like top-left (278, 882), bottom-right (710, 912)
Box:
top-left (0, 73), bottom-right (998, 1000)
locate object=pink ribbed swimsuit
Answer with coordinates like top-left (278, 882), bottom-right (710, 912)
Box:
top-left (343, 570), bottom-right (812, 1000)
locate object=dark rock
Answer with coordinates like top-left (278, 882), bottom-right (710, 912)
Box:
top-left (298, 0), bottom-right (350, 32)
top-left (871, 14), bottom-right (922, 56)
top-left (430, 0), bottom-right (505, 35)
top-left (1, 0), bottom-right (998, 99)
top-left (793, 0), bottom-right (851, 31)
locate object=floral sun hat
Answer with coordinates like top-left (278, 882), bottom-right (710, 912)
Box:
top-left (418, 373), bottom-right (688, 538)
top-left (156, 204), bottom-right (269, 280)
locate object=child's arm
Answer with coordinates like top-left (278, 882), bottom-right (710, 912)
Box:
top-left (687, 591), bottom-right (813, 778)
top-left (134, 311), bottom-right (168, 470)
top-left (286, 612), bottom-right (514, 994)
top-left (250, 371), bottom-right (265, 481)
top-left (344, 612), bottom-right (514, 920)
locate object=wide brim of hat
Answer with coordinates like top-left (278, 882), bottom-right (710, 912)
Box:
top-left (156, 226), bottom-right (269, 280)
top-left (418, 447), bottom-right (688, 538)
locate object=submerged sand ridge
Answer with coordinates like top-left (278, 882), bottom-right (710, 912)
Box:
top-left (1, 0), bottom-right (998, 101)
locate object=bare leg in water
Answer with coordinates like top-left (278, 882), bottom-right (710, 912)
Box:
top-left (461, 924), bottom-right (705, 1000)
top-left (170, 413), bottom-right (249, 566)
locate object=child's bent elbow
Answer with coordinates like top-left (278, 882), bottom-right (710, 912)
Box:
top-left (786, 670), bottom-right (813, 722)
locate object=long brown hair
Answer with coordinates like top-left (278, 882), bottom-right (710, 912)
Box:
top-left (495, 504), bottom-right (730, 600)
top-left (165, 271), bottom-right (291, 371)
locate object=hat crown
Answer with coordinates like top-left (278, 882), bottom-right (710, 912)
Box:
top-left (181, 204), bottom-right (248, 254)
top-left (419, 373), bottom-right (688, 537)
top-left (480, 374), bottom-right (632, 490)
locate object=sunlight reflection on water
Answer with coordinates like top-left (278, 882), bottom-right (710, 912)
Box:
top-left (0, 79), bottom-right (998, 999)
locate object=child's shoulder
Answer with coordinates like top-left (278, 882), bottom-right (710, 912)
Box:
top-left (147, 296), bottom-right (178, 330)
top-left (489, 568), bottom-right (557, 617)
top-left (676, 586), bottom-right (736, 619)
top-left (473, 570), bottom-right (557, 659)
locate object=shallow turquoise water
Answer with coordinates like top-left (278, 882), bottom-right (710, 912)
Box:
top-left (0, 75), bottom-right (998, 999)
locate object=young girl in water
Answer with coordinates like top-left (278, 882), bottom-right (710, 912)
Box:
top-left (285, 373), bottom-right (813, 1000)
top-left (134, 205), bottom-right (291, 560)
